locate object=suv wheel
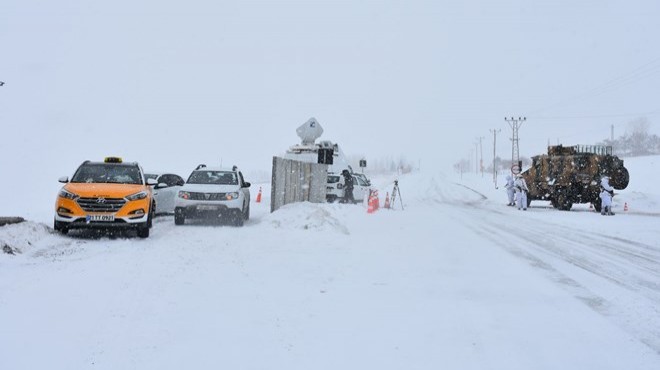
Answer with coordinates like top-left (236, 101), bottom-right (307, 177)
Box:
top-left (137, 225), bottom-right (150, 238)
top-left (175, 213), bottom-right (185, 225)
top-left (54, 220), bottom-right (69, 235)
top-left (233, 211), bottom-right (244, 227)
top-left (137, 208), bottom-right (153, 238)
top-left (244, 203), bottom-right (250, 221)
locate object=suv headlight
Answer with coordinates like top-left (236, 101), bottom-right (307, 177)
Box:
top-left (225, 192), bottom-right (239, 200)
top-left (178, 191), bottom-right (190, 199)
top-left (59, 189), bottom-right (79, 200)
top-left (126, 191), bottom-right (148, 201)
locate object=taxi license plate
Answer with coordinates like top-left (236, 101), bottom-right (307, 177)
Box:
top-left (87, 215), bottom-right (115, 222)
top-left (197, 205), bottom-right (219, 211)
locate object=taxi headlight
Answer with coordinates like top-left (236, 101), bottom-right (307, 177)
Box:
top-left (225, 192), bottom-right (239, 200)
top-left (178, 191), bottom-right (190, 200)
top-left (126, 191), bottom-right (148, 201)
top-left (58, 189), bottom-right (79, 200)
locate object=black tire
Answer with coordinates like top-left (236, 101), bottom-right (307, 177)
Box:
top-left (174, 214), bottom-right (185, 225)
top-left (137, 224), bottom-right (150, 238)
top-left (147, 202), bottom-right (155, 228)
top-left (244, 203), bottom-right (250, 220)
top-left (556, 193), bottom-right (573, 211)
top-left (54, 220), bottom-right (69, 235)
top-left (233, 211), bottom-right (244, 227)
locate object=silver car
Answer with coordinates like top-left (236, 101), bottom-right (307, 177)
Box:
top-left (144, 173), bottom-right (185, 215)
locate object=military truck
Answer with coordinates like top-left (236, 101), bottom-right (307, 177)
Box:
top-left (520, 145), bottom-right (629, 211)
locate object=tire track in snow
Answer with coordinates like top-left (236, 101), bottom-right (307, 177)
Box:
top-left (427, 185), bottom-right (660, 354)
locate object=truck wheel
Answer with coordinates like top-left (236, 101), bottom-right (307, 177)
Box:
top-left (174, 213), bottom-right (185, 225)
top-left (556, 193), bottom-right (573, 211)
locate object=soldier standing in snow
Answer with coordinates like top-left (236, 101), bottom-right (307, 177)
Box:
top-left (505, 175), bottom-right (515, 206)
top-left (341, 169), bottom-right (355, 204)
top-left (514, 174), bottom-right (529, 210)
top-left (599, 176), bottom-right (615, 215)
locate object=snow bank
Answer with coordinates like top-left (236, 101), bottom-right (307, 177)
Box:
top-left (266, 202), bottom-right (351, 235)
top-left (0, 221), bottom-right (52, 255)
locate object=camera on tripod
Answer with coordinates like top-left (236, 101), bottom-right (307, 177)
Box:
top-left (390, 180), bottom-right (403, 210)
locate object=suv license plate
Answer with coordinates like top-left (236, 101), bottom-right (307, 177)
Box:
top-left (197, 205), bottom-right (218, 211)
top-left (87, 215), bottom-right (115, 222)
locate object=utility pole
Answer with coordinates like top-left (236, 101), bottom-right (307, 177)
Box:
top-left (478, 136), bottom-right (485, 177)
top-left (490, 129), bottom-right (501, 187)
top-left (505, 116), bottom-right (526, 172)
top-left (474, 142), bottom-right (479, 173)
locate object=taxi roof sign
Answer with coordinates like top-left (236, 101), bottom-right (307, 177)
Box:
top-left (104, 157), bottom-right (123, 163)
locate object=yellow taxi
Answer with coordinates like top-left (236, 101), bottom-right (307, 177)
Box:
top-left (54, 157), bottom-right (157, 238)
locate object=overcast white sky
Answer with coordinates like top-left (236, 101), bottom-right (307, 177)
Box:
top-left (1, 0), bottom-right (659, 179)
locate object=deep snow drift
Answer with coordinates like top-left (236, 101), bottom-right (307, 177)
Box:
top-left (1, 157), bottom-right (659, 370)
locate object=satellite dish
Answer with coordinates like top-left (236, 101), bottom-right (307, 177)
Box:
top-left (296, 117), bottom-right (323, 145)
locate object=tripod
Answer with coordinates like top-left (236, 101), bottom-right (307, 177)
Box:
top-left (390, 180), bottom-right (404, 210)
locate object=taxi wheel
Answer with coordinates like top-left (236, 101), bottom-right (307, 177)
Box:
top-left (147, 202), bottom-right (155, 228)
top-left (137, 226), bottom-right (150, 238)
top-left (54, 220), bottom-right (69, 235)
top-left (137, 208), bottom-right (153, 238)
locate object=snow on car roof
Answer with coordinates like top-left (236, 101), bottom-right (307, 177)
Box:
top-left (193, 167), bottom-right (236, 172)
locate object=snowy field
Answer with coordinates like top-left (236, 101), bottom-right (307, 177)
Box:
top-left (1, 156), bottom-right (659, 369)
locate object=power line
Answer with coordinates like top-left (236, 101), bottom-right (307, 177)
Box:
top-left (525, 56), bottom-right (660, 116)
top-left (531, 108), bottom-right (660, 120)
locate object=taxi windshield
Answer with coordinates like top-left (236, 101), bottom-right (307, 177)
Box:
top-left (71, 164), bottom-right (143, 185)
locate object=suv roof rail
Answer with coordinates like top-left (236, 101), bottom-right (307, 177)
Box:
top-left (195, 164), bottom-right (207, 170)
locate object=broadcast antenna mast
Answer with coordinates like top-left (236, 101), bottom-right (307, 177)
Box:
top-left (505, 116), bottom-right (526, 172)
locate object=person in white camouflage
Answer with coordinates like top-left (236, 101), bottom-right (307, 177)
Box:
top-left (514, 174), bottom-right (529, 211)
top-left (599, 176), bottom-right (615, 216)
top-left (505, 175), bottom-right (515, 206)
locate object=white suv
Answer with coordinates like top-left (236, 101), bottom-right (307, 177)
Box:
top-left (326, 172), bottom-right (371, 203)
top-left (174, 165), bottom-right (251, 226)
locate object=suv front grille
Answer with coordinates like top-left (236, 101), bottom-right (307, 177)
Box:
top-left (189, 192), bottom-right (227, 201)
top-left (77, 197), bottom-right (126, 212)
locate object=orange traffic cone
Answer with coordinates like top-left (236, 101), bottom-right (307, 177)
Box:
top-left (367, 191), bottom-right (375, 214)
top-left (373, 190), bottom-right (379, 210)
top-left (384, 192), bottom-right (391, 209)
top-left (624, 202), bottom-right (628, 212)
top-left (256, 187), bottom-right (262, 203)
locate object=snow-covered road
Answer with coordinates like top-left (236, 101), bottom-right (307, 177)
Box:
top-left (1, 170), bottom-right (659, 369)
